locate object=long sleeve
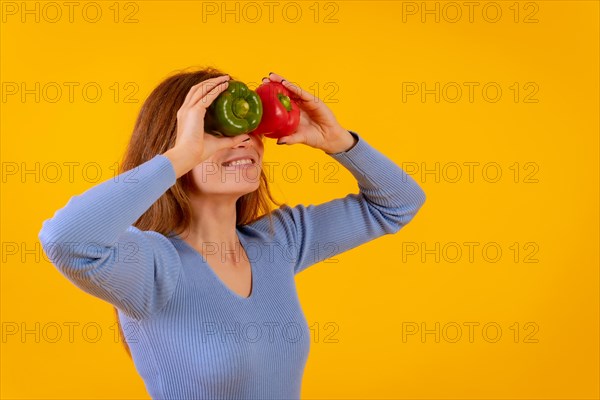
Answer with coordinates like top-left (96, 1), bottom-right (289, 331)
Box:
top-left (38, 154), bottom-right (182, 321)
top-left (273, 130), bottom-right (427, 275)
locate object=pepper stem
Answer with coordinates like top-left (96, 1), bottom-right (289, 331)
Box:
top-left (278, 93), bottom-right (292, 112)
top-left (233, 98), bottom-right (250, 119)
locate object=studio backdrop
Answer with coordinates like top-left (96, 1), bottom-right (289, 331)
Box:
top-left (1, 1), bottom-right (599, 399)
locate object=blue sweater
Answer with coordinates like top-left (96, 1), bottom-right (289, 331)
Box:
top-left (38, 130), bottom-right (426, 399)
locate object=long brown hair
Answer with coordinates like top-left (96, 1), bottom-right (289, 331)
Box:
top-left (114, 66), bottom-right (282, 359)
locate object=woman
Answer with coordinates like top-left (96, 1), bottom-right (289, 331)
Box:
top-left (38, 67), bottom-right (426, 399)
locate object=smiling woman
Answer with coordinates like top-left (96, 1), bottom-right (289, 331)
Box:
top-left (38, 66), bottom-right (426, 399)
top-left (111, 68), bottom-right (279, 355)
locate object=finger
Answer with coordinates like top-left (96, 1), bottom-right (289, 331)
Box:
top-left (193, 75), bottom-right (230, 107)
top-left (267, 73), bottom-right (318, 109)
top-left (280, 79), bottom-right (315, 103)
top-left (193, 80), bottom-right (230, 109)
top-left (276, 132), bottom-right (305, 146)
top-left (265, 74), bottom-right (319, 113)
top-left (182, 75), bottom-right (224, 107)
top-left (279, 80), bottom-right (322, 113)
top-left (267, 72), bottom-right (285, 83)
top-left (184, 75), bottom-right (230, 107)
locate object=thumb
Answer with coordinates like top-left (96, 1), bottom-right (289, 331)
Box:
top-left (276, 132), bottom-right (304, 145)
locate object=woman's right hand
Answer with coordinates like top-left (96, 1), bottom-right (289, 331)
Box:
top-left (165, 75), bottom-right (252, 177)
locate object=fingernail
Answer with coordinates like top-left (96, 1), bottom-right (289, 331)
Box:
top-left (269, 72), bottom-right (274, 76)
top-left (277, 141), bottom-right (286, 145)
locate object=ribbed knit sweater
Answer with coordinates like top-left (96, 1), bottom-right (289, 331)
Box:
top-left (38, 130), bottom-right (426, 399)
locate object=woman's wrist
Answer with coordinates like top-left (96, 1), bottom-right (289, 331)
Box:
top-left (162, 146), bottom-right (201, 179)
top-left (324, 129), bottom-right (357, 154)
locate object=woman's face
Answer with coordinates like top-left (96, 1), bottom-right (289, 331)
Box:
top-left (189, 132), bottom-right (265, 198)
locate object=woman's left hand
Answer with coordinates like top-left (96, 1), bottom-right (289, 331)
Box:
top-left (263, 72), bottom-right (357, 154)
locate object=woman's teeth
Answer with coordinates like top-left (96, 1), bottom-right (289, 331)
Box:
top-left (223, 159), bottom-right (253, 167)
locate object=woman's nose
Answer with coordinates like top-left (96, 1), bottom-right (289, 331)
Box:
top-left (234, 137), bottom-right (252, 148)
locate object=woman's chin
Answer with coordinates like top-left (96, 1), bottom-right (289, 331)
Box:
top-left (220, 183), bottom-right (261, 196)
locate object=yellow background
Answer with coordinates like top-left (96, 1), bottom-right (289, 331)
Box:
top-left (1, 0), bottom-right (598, 399)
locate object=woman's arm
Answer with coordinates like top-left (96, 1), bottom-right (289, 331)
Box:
top-left (38, 154), bottom-right (182, 320)
top-left (273, 130), bottom-right (426, 275)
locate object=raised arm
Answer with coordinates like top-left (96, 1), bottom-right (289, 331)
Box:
top-left (273, 130), bottom-right (426, 275)
top-left (38, 74), bottom-right (254, 320)
top-left (38, 154), bottom-right (183, 320)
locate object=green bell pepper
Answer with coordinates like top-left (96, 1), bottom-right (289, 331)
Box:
top-left (205, 80), bottom-right (263, 137)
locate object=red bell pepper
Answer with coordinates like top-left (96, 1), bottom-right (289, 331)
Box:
top-left (251, 81), bottom-right (300, 139)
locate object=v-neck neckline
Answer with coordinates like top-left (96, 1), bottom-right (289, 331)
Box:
top-left (170, 229), bottom-right (256, 301)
